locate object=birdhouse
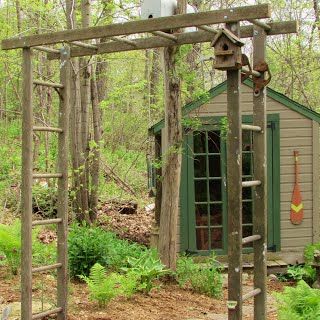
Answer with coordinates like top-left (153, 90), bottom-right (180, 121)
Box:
top-left (211, 28), bottom-right (244, 71)
top-left (141, 0), bottom-right (176, 19)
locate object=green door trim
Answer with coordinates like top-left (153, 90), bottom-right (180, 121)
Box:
top-left (180, 113), bottom-right (280, 254)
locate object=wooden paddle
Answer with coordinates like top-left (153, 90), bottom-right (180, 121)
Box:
top-left (290, 150), bottom-right (304, 225)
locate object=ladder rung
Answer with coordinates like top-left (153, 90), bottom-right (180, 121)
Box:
top-left (241, 66), bottom-right (261, 77)
top-left (33, 126), bottom-right (63, 133)
top-left (152, 31), bottom-right (177, 42)
top-left (241, 124), bottom-right (262, 132)
top-left (32, 218), bottom-right (62, 226)
top-left (242, 288), bottom-right (261, 302)
top-left (110, 36), bottom-right (137, 47)
top-left (242, 180), bottom-right (261, 188)
top-left (32, 307), bottom-right (63, 320)
top-left (33, 80), bottom-right (64, 89)
top-left (242, 234), bottom-right (261, 245)
top-left (71, 41), bottom-right (98, 50)
top-left (32, 263), bottom-right (62, 274)
top-left (33, 46), bottom-right (60, 54)
top-left (33, 173), bottom-right (63, 179)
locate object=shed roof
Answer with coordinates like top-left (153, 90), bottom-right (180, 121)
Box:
top-left (149, 79), bottom-right (320, 134)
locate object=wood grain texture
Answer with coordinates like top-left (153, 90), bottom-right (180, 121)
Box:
top-left (57, 46), bottom-right (71, 320)
top-left (21, 47), bottom-right (33, 320)
top-left (252, 26), bottom-right (267, 320)
top-left (2, 4), bottom-right (271, 50)
top-left (226, 22), bottom-right (243, 320)
top-left (46, 21), bottom-right (297, 60)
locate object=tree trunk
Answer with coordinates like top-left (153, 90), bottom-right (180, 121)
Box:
top-left (158, 0), bottom-right (186, 270)
top-left (66, 0), bottom-right (90, 223)
top-left (89, 65), bottom-right (102, 221)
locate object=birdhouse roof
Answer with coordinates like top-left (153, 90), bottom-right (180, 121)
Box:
top-left (211, 28), bottom-right (244, 47)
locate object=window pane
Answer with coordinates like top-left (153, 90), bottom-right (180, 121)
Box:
top-left (242, 201), bottom-right (253, 224)
top-left (194, 131), bottom-right (206, 154)
top-left (194, 155), bottom-right (207, 178)
top-left (195, 204), bottom-right (208, 226)
top-left (242, 131), bottom-right (252, 151)
top-left (208, 131), bottom-right (220, 153)
top-left (195, 180), bottom-right (207, 202)
top-left (210, 204), bottom-right (223, 226)
top-left (209, 180), bottom-right (222, 202)
top-left (243, 225), bottom-right (253, 248)
top-left (242, 152), bottom-right (252, 176)
top-left (196, 228), bottom-right (209, 250)
top-left (211, 228), bottom-right (223, 249)
top-left (209, 155), bottom-right (221, 178)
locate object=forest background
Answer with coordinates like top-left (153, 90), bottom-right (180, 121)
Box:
top-left (0, 0), bottom-right (319, 221)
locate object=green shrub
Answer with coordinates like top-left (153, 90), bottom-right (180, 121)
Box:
top-left (122, 249), bottom-right (169, 293)
top-left (284, 265), bottom-right (316, 284)
top-left (68, 223), bottom-right (111, 278)
top-left (176, 253), bottom-right (223, 298)
top-left (275, 280), bottom-right (320, 319)
top-left (80, 263), bottom-right (138, 307)
top-left (68, 223), bottom-right (146, 278)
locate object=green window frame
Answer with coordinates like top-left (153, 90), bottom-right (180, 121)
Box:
top-left (180, 114), bottom-right (280, 255)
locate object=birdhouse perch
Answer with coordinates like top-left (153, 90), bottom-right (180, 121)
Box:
top-left (211, 28), bottom-right (244, 70)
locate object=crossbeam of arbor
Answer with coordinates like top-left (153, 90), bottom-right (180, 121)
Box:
top-left (47, 21), bottom-right (297, 59)
top-left (2, 4), bottom-right (271, 50)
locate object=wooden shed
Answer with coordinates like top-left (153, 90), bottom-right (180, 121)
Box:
top-left (149, 79), bottom-right (320, 264)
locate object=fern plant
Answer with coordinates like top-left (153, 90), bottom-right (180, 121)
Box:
top-left (80, 263), bottom-right (138, 307)
top-left (275, 280), bottom-right (320, 319)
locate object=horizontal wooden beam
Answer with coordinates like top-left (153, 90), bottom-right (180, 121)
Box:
top-left (2, 4), bottom-right (271, 50)
top-left (32, 218), bottom-right (62, 226)
top-left (47, 21), bottom-right (297, 59)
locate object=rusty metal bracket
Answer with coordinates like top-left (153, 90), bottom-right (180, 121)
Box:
top-left (253, 61), bottom-right (271, 96)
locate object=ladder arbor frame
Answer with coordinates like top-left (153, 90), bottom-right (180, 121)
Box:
top-left (2, 4), bottom-right (296, 320)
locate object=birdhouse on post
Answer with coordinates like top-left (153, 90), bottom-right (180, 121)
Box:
top-left (211, 28), bottom-right (244, 71)
top-left (141, 0), bottom-right (177, 19)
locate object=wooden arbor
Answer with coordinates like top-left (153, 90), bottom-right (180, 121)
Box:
top-left (1, 4), bottom-right (297, 320)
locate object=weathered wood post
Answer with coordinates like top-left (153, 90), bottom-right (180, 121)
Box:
top-left (21, 47), bottom-right (33, 320)
top-left (252, 25), bottom-right (267, 320)
top-left (158, 0), bottom-right (186, 270)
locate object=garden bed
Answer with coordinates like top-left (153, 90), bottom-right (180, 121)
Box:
top-left (0, 265), bottom-right (286, 320)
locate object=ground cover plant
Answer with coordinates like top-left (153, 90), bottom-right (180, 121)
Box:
top-left (275, 280), bottom-right (320, 319)
top-left (176, 253), bottom-right (223, 298)
top-left (0, 220), bottom-right (56, 275)
top-left (68, 223), bottom-right (146, 278)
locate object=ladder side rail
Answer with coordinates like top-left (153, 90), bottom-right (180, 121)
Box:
top-left (21, 47), bottom-right (33, 320)
top-left (226, 22), bottom-right (243, 320)
top-left (252, 26), bottom-right (268, 320)
top-left (56, 46), bottom-right (71, 320)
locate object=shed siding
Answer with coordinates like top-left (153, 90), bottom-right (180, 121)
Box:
top-left (188, 84), bottom-right (314, 253)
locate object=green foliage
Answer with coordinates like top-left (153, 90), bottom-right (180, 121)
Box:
top-left (0, 220), bottom-right (57, 275)
top-left (80, 263), bottom-right (138, 307)
top-left (68, 223), bottom-right (146, 278)
top-left (68, 223), bottom-right (111, 278)
top-left (0, 220), bottom-right (21, 275)
top-left (176, 253), bottom-right (223, 298)
top-left (32, 185), bottom-right (57, 218)
top-left (122, 249), bottom-right (169, 293)
top-left (275, 280), bottom-right (320, 320)
top-left (284, 265), bottom-right (316, 283)
top-left (304, 243), bottom-right (320, 265)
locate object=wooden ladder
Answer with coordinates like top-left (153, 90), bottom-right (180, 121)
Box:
top-left (21, 46), bottom-right (71, 320)
top-left (226, 23), bottom-right (267, 320)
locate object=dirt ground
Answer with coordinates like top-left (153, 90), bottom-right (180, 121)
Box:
top-left (0, 265), bottom-right (288, 320)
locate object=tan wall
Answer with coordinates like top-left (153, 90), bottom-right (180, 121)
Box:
top-left (181, 84), bottom-right (315, 258)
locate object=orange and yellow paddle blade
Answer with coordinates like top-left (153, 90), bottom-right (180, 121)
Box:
top-left (290, 184), bottom-right (303, 225)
